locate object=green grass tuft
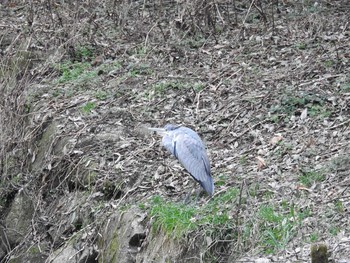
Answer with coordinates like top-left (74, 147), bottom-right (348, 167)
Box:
top-left (269, 93), bottom-right (332, 122)
top-left (75, 46), bottom-right (94, 61)
top-left (258, 203), bottom-right (301, 254)
top-left (81, 102), bottom-right (96, 113)
top-left (298, 169), bottom-right (325, 187)
top-left (57, 62), bottom-right (96, 83)
top-left (95, 90), bottom-right (108, 100)
top-left (146, 189), bottom-right (316, 255)
top-left (148, 188), bottom-right (239, 238)
top-left (150, 196), bottom-right (197, 238)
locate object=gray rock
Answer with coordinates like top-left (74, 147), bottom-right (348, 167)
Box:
top-left (98, 206), bottom-right (147, 263)
top-left (48, 245), bottom-right (78, 263)
top-left (4, 192), bottom-right (34, 245)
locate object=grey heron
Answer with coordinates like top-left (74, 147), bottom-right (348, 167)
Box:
top-left (149, 124), bottom-right (214, 201)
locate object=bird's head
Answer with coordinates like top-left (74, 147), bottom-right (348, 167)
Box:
top-left (148, 124), bottom-right (180, 135)
top-left (164, 124), bottom-right (179, 131)
top-left (148, 127), bottom-right (168, 136)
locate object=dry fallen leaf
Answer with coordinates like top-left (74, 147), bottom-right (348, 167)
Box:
top-left (256, 156), bottom-right (266, 170)
top-left (206, 236), bottom-right (213, 246)
top-left (270, 134), bottom-right (283, 145)
top-left (295, 185), bottom-right (312, 192)
top-left (300, 108), bottom-right (308, 120)
top-left (31, 151), bottom-right (36, 163)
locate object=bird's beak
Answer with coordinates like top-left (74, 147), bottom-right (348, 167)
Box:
top-left (148, 127), bottom-right (167, 135)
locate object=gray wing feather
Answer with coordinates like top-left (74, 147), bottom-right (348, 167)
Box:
top-left (172, 132), bottom-right (214, 195)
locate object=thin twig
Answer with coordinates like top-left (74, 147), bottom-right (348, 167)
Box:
top-left (298, 74), bottom-right (343, 87)
top-left (144, 21), bottom-right (159, 48)
top-left (242, 0), bottom-right (256, 25)
top-left (328, 119), bottom-right (350, 130)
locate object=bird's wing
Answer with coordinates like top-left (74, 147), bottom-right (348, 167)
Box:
top-left (173, 133), bottom-right (214, 195)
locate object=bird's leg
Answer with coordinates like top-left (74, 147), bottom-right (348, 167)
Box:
top-left (184, 181), bottom-right (202, 205)
top-left (183, 188), bottom-right (193, 204)
top-left (195, 186), bottom-right (203, 204)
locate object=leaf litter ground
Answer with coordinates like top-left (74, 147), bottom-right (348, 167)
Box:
top-left (1, 1), bottom-right (349, 262)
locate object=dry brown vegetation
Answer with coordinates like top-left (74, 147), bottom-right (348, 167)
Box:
top-left (0, 0), bottom-right (349, 262)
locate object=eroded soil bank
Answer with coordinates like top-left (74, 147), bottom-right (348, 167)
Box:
top-left (0, 1), bottom-right (349, 262)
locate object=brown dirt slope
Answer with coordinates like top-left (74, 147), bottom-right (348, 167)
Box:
top-left (0, 0), bottom-right (349, 262)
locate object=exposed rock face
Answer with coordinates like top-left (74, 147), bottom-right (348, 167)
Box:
top-left (98, 206), bottom-right (206, 263)
top-left (48, 245), bottom-right (78, 263)
top-left (3, 192), bottom-right (34, 247)
top-left (30, 121), bottom-right (58, 173)
top-left (135, 231), bottom-right (188, 263)
top-left (0, 192), bottom-right (43, 262)
top-left (1, 193), bottom-right (206, 262)
top-left (98, 206), bottom-right (147, 263)
top-left (48, 245), bottom-right (98, 263)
